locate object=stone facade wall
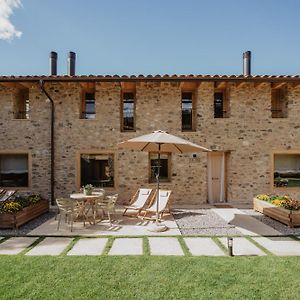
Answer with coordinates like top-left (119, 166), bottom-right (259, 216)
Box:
top-left (1, 81), bottom-right (300, 206)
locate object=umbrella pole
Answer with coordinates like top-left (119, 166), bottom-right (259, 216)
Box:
top-left (155, 145), bottom-right (161, 224)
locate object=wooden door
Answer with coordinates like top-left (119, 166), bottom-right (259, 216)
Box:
top-left (207, 152), bottom-right (226, 203)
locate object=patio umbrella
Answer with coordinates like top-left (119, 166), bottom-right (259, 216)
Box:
top-left (118, 130), bottom-right (211, 231)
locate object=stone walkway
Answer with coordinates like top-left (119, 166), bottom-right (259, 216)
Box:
top-left (1, 236), bottom-right (300, 256)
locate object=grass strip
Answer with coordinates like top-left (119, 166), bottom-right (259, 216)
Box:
top-left (143, 236), bottom-right (150, 256)
top-left (19, 236), bottom-right (45, 256)
top-left (212, 236), bottom-right (228, 255)
top-left (102, 236), bottom-right (115, 255)
top-left (60, 237), bottom-right (78, 256)
top-left (177, 236), bottom-right (191, 256)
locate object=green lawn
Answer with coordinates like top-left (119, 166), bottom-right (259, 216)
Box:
top-left (1, 256), bottom-right (300, 299)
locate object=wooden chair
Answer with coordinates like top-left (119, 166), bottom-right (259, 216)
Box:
top-left (140, 190), bottom-right (172, 220)
top-left (123, 188), bottom-right (152, 217)
top-left (56, 198), bottom-right (81, 232)
top-left (92, 192), bottom-right (105, 224)
top-left (98, 194), bottom-right (118, 225)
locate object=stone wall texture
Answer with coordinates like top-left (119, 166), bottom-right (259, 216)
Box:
top-left (1, 81), bottom-right (300, 206)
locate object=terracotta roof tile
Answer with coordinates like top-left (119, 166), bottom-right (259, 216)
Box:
top-left (0, 74), bottom-right (300, 82)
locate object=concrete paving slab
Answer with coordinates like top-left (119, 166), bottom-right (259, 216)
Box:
top-left (184, 237), bottom-right (225, 256)
top-left (212, 208), bottom-right (281, 236)
top-left (253, 237), bottom-right (300, 256)
top-left (219, 237), bottom-right (266, 256)
top-left (67, 238), bottom-right (108, 256)
top-left (109, 238), bottom-right (143, 255)
top-left (0, 237), bottom-right (37, 255)
top-left (26, 237), bottom-right (72, 256)
top-left (149, 237), bottom-right (184, 256)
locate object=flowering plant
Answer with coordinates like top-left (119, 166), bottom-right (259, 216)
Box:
top-left (0, 201), bottom-right (22, 213)
top-left (0, 194), bottom-right (43, 214)
top-left (280, 199), bottom-right (300, 211)
top-left (256, 194), bottom-right (270, 201)
top-left (271, 199), bottom-right (286, 206)
top-left (256, 194), bottom-right (290, 203)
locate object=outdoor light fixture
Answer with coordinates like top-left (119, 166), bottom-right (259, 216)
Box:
top-left (227, 237), bottom-right (233, 256)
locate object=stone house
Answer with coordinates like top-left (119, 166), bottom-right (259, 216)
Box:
top-left (1, 51), bottom-right (300, 207)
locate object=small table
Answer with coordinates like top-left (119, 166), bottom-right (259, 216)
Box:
top-left (70, 192), bottom-right (104, 225)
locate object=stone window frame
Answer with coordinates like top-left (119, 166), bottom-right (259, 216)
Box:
top-left (271, 149), bottom-right (300, 191)
top-left (271, 87), bottom-right (288, 118)
top-left (0, 150), bottom-right (32, 190)
top-left (120, 90), bottom-right (136, 132)
top-left (13, 88), bottom-right (30, 120)
top-left (181, 91), bottom-right (196, 132)
top-left (76, 150), bottom-right (117, 191)
top-left (80, 85), bottom-right (96, 120)
top-left (213, 88), bottom-right (230, 118)
top-left (148, 152), bottom-right (172, 183)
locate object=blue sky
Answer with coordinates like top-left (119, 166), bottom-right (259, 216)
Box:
top-left (1, 0), bottom-right (300, 75)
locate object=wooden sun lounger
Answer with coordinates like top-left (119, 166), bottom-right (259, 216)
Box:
top-left (123, 188), bottom-right (152, 217)
top-left (140, 189), bottom-right (172, 220)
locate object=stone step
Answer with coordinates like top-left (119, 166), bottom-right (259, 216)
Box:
top-left (109, 238), bottom-right (143, 255)
top-left (0, 237), bottom-right (37, 255)
top-left (252, 237), bottom-right (300, 256)
top-left (184, 237), bottom-right (225, 256)
top-left (149, 237), bottom-right (184, 256)
top-left (26, 237), bottom-right (72, 256)
top-left (67, 238), bottom-right (108, 256)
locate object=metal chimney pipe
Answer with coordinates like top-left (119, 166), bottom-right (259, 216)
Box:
top-left (243, 51), bottom-right (251, 76)
top-left (49, 51), bottom-right (57, 76)
top-left (68, 51), bottom-right (76, 76)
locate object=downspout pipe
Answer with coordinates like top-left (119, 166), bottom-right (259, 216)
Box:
top-left (39, 80), bottom-right (55, 206)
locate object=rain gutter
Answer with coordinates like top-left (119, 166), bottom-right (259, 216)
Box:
top-left (39, 80), bottom-right (55, 206)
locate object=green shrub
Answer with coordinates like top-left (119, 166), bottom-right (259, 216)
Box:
top-left (15, 196), bottom-right (30, 208)
top-left (27, 194), bottom-right (42, 205)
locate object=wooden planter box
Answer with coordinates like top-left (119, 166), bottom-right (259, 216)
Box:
top-left (0, 199), bottom-right (49, 229)
top-left (253, 197), bottom-right (300, 227)
top-left (253, 197), bottom-right (276, 214)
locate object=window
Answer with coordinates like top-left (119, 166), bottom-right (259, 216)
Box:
top-left (81, 92), bottom-right (95, 119)
top-left (80, 154), bottom-right (114, 187)
top-left (271, 89), bottom-right (287, 118)
top-left (149, 153), bottom-right (170, 182)
top-left (214, 91), bottom-right (229, 118)
top-left (274, 154), bottom-right (300, 188)
top-left (181, 92), bottom-right (194, 131)
top-left (0, 154), bottom-right (29, 187)
top-left (14, 89), bottom-right (29, 119)
top-left (121, 92), bottom-right (135, 131)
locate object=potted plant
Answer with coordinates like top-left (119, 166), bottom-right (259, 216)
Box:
top-left (83, 184), bottom-right (93, 195)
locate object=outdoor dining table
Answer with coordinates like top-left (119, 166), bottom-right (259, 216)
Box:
top-left (70, 192), bottom-right (104, 225)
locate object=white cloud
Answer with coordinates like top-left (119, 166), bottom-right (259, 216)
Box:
top-left (0, 0), bottom-right (22, 41)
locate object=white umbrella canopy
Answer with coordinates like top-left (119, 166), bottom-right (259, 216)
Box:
top-left (117, 130), bottom-right (211, 232)
top-left (118, 130), bottom-right (211, 153)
